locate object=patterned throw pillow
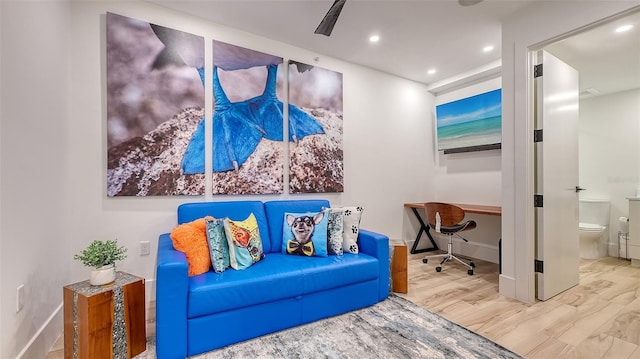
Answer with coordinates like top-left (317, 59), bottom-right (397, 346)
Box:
top-left (282, 210), bottom-right (329, 257)
top-left (328, 207), bottom-right (364, 254)
top-left (223, 213), bottom-right (265, 270)
top-left (170, 217), bottom-right (212, 276)
top-left (326, 210), bottom-right (344, 255)
top-left (205, 217), bottom-right (230, 273)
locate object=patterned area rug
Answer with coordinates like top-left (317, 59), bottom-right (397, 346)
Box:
top-left (137, 295), bottom-right (523, 358)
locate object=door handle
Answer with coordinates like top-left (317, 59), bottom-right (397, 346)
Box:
top-left (576, 186), bottom-right (586, 192)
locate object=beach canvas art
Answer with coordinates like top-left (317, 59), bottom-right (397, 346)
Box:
top-left (435, 89), bottom-right (502, 152)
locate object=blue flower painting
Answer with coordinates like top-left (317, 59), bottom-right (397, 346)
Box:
top-left (435, 89), bottom-right (502, 151)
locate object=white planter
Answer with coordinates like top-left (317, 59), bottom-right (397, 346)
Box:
top-left (90, 265), bottom-right (116, 286)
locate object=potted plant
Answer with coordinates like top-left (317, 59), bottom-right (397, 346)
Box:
top-left (74, 239), bottom-right (127, 285)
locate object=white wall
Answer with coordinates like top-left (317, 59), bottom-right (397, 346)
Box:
top-left (1, 1), bottom-right (436, 357)
top-left (579, 89), bottom-right (640, 255)
top-left (429, 77), bottom-right (502, 263)
top-left (501, 1), bottom-right (640, 303)
top-left (1, 1), bottom-right (72, 358)
top-left (434, 78), bottom-right (502, 206)
top-left (0, 0), bottom-right (3, 354)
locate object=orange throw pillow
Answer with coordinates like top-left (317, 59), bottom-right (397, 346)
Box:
top-left (170, 217), bottom-right (212, 276)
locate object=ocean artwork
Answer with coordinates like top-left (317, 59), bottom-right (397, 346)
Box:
top-left (435, 89), bottom-right (502, 151)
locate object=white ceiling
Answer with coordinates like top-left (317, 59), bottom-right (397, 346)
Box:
top-left (545, 10), bottom-right (640, 98)
top-left (150, 0), bottom-right (640, 96)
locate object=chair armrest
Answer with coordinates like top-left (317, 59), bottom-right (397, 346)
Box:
top-left (156, 233), bottom-right (189, 359)
top-left (358, 229), bottom-right (390, 301)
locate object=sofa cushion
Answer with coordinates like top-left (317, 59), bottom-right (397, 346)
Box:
top-left (264, 200), bottom-right (330, 253)
top-left (223, 213), bottom-right (265, 270)
top-left (178, 201), bottom-right (271, 253)
top-left (187, 253), bottom-right (305, 318)
top-left (282, 210), bottom-right (329, 257)
top-left (186, 252), bottom-right (379, 318)
top-left (170, 217), bottom-right (212, 277)
top-left (296, 253), bottom-right (379, 294)
top-left (205, 217), bottom-right (230, 273)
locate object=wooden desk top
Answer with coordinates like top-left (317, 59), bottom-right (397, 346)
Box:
top-left (404, 202), bottom-right (502, 216)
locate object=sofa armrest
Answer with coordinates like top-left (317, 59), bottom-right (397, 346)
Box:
top-left (358, 229), bottom-right (390, 301)
top-left (156, 233), bottom-right (189, 359)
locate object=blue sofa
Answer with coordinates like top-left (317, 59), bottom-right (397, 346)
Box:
top-left (155, 199), bottom-right (390, 358)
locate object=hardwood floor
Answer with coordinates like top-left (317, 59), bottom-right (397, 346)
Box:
top-left (398, 251), bottom-right (640, 359)
top-left (47, 252), bottom-right (640, 359)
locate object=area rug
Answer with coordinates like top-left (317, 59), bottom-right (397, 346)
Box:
top-left (136, 295), bottom-right (523, 358)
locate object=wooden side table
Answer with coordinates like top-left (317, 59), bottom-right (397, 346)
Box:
top-left (63, 272), bottom-right (146, 359)
top-left (391, 244), bottom-right (408, 293)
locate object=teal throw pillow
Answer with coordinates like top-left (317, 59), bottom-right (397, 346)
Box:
top-left (205, 217), bottom-right (230, 273)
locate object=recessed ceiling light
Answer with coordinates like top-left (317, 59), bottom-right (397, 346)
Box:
top-left (615, 24), bottom-right (634, 33)
top-left (483, 45), bottom-right (494, 53)
top-left (369, 35), bottom-right (380, 43)
top-left (427, 69), bottom-right (436, 75)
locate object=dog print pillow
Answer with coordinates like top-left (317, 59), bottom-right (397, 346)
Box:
top-left (281, 210), bottom-right (329, 257)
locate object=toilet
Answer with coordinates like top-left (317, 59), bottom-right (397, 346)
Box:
top-left (579, 198), bottom-right (610, 259)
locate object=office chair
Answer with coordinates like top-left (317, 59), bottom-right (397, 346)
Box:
top-left (421, 202), bottom-right (477, 275)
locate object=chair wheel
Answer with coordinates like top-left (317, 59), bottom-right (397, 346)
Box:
top-left (468, 269), bottom-right (474, 275)
top-left (422, 258), bottom-right (428, 264)
top-left (470, 262), bottom-right (476, 268)
top-left (436, 267), bottom-right (442, 272)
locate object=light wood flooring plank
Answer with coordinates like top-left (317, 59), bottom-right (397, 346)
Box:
top-left (398, 251), bottom-right (640, 359)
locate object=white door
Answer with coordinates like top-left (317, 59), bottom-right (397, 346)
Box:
top-left (535, 51), bottom-right (580, 301)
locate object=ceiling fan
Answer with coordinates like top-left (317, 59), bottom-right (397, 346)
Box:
top-left (314, 0), bottom-right (483, 36)
top-left (314, 0), bottom-right (347, 36)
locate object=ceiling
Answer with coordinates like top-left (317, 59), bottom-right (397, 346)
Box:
top-left (150, 0), bottom-right (640, 96)
top-left (545, 10), bottom-right (640, 98)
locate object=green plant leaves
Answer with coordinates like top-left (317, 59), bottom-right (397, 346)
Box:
top-left (73, 239), bottom-right (127, 269)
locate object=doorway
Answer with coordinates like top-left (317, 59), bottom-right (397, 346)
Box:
top-left (533, 9), bottom-right (640, 300)
top-left (544, 10), bottom-right (640, 261)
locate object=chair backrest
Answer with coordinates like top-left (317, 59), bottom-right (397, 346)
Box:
top-left (424, 202), bottom-right (465, 227)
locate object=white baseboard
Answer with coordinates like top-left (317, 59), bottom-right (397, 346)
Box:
top-left (408, 236), bottom-right (500, 264)
top-left (608, 243), bottom-right (631, 259)
top-left (146, 278), bottom-right (155, 302)
top-left (499, 273), bottom-right (516, 298)
top-left (17, 303), bottom-right (63, 359)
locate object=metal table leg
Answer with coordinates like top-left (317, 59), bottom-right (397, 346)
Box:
top-left (409, 207), bottom-right (439, 254)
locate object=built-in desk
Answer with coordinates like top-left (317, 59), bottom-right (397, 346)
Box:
top-left (404, 202), bottom-right (502, 254)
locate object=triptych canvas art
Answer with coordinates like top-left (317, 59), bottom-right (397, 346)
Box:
top-left (106, 12), bottom-right (344, 197)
